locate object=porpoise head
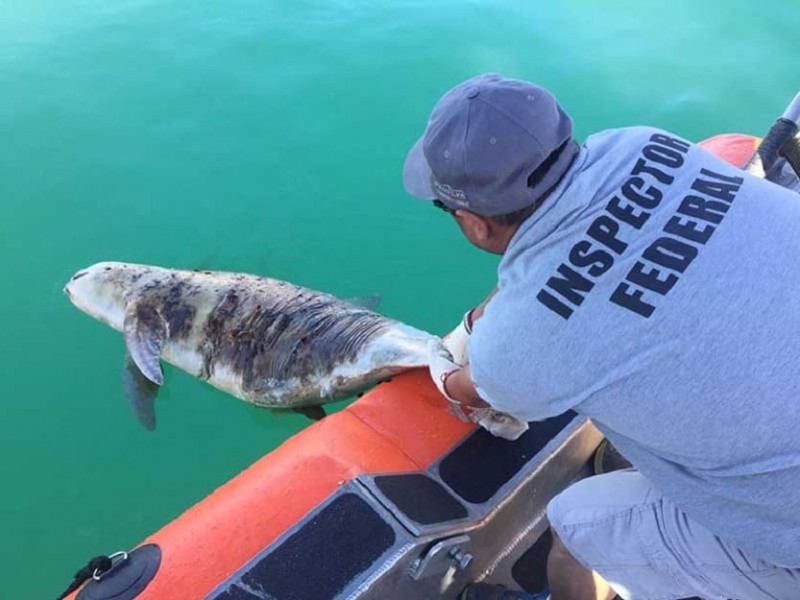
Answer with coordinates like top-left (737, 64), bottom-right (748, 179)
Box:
top-left (66, 262), bottom-right (169, 430)
top-left (64, 262), bottom-right (146, 331)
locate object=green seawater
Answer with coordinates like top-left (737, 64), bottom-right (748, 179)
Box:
top-left (1, 1), bottom-right (798, 597)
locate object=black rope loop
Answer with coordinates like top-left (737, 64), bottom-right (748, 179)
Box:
top-left (56, 555), bottom-right (113, 599)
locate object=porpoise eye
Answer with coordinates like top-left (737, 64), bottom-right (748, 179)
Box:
top-left (72, 271), bottom-right (89, 281)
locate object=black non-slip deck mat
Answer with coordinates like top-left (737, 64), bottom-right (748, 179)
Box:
top-left (439, 411), bottom-right (577, 504)
top-left (374, 473), bottom-right (468, 525)
top-left (212, 584), bottom-right (262, 600)
top-left (211, 492), bottom-right (395, 600)
top-left (512, 529), bottom-right (552, 593)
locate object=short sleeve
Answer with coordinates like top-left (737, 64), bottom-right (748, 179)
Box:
top-left (468, 303), bottom-right (561, 422)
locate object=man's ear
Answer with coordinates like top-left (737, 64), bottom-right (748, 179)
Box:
top-left (455, 210), bottom-right (490, 241)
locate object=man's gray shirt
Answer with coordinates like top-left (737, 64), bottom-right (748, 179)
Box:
top-left (469, 127), bottom-right (800, 567)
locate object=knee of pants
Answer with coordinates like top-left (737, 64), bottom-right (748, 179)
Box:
top-left (546, 486), bottom-right (572, 533)
top-left (546, 475), bottom-right (601, 533)
top-left (546, 471), bottom-right (653, 534)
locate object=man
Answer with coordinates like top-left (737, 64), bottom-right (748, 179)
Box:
top-left (403, 73), bottom-right (800, 600)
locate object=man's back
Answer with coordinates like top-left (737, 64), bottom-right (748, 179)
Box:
top-left (470, 126), bottom-right (800, 567)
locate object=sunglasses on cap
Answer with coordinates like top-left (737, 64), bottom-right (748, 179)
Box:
top-left (433, 199), bottom-right (457, 216)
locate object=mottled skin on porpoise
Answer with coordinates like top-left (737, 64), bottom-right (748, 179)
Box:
top-left (65, 262), bottom-right (436, 428)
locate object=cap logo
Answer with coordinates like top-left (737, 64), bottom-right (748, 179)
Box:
top-left (432, 178), bottom-right (468, 206)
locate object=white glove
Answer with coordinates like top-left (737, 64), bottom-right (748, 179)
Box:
top-left (427, 340), bottom-right (461, 403)
top-left (443, 309), bottom-right (474, 367)
top-left (427, 339), bottom-right (529, 438)
top-left (471, 408), bottom-right (529, 441)
top-left (427, 340), bottom-right (475, 422)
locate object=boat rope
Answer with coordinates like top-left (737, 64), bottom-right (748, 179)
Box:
top-left (56, 551), bottom-right (128, 599)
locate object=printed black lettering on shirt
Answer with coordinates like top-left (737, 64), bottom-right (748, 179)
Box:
top-left (536, 131), bottom-right (748, 320)
top-left (536, 133), bottom-right (688, 320)
top-left (536, 289), bottom-right (575, 319)
top-left (569, 241), bottom-right (614, 277)
top-left (627, 259), bottom-right (679, 295)
top-left (663, 215), bottom-right (715, 245)
top-left (609, 282), bottom-right (656, 318)
top-left (606, 194), bottom-right (651, 229)
top-left (586, 215), bottom-right (629, 255)
top-left (622, 177), bottom-right (663, 210)
top-left (611, 169), bottom-right (743, 318)
top-left (543, 264), bottom-right (594, 307)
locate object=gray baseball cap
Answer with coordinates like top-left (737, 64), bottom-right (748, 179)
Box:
top-left (403, 73), bottom-right (578, 217)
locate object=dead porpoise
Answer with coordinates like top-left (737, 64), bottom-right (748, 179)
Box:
top-left (64, 262), bottom-right (437, 429)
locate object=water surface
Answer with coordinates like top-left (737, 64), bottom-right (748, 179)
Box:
top-left (1, 1), bottom-right (798, 597)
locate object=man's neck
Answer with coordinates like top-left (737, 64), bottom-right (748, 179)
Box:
top-left (496, 222), bottom-right (523, 255)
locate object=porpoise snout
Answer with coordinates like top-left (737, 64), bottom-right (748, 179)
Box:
top-left (64, 263), bottom-right (130, 331)
top-left (64, 269), bottom-right (89, 299)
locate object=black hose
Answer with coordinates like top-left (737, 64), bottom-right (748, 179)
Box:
top-left (780, 133), bottom-right (800, 178)
top-left (746, 118), bottom-right (798, 177)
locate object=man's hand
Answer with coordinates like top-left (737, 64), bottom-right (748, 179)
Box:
top-left (427, 340), bottom-right (462, 404)
top-left (471, 408), bottom-right (529, 441)
top-left (427, 340), bottom-right (529, 440)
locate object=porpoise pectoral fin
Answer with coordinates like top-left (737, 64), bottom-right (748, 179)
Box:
top-left (345, 294), bottom-right (382, 311)
top-left (293, 406), bottom-right (327, 421)
top-left (123, 353), bottom-right (159, 431)
top-left (123, 300), bottom-right (166, 385)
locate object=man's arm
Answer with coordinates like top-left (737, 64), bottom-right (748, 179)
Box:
top-left (443, 367), bottom-right (489, 408)
top-left (427, 342), bottom-right (529, 441)
top-left (471, 287), bottom-right (498, 322)
top-left (438, 286), bottom-right (500, 406)
top-left (428, 342), bottom-right (489, 408)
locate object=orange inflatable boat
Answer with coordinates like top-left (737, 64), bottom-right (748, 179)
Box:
top-left (61, 130), bottom-right (797, 600)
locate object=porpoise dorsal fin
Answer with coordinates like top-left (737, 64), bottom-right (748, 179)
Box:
top-left (123, 300), bottom-right (166, 385)
top-left (345, 294), bottom-right (382, 311)
top-left (123, 353), bottom-right (159, 431)
top-left (293, 406), bottom-right (327, 421)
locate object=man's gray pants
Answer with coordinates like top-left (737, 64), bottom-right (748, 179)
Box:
top-left (547, 471), bottom-right (800, 600)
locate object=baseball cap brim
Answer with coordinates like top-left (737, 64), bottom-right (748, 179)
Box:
top-left (402, 136), bottom-right (436, 200)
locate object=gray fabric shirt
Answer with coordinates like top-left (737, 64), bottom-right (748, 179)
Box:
top-left (469, 126), bottom-right (800, 567)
